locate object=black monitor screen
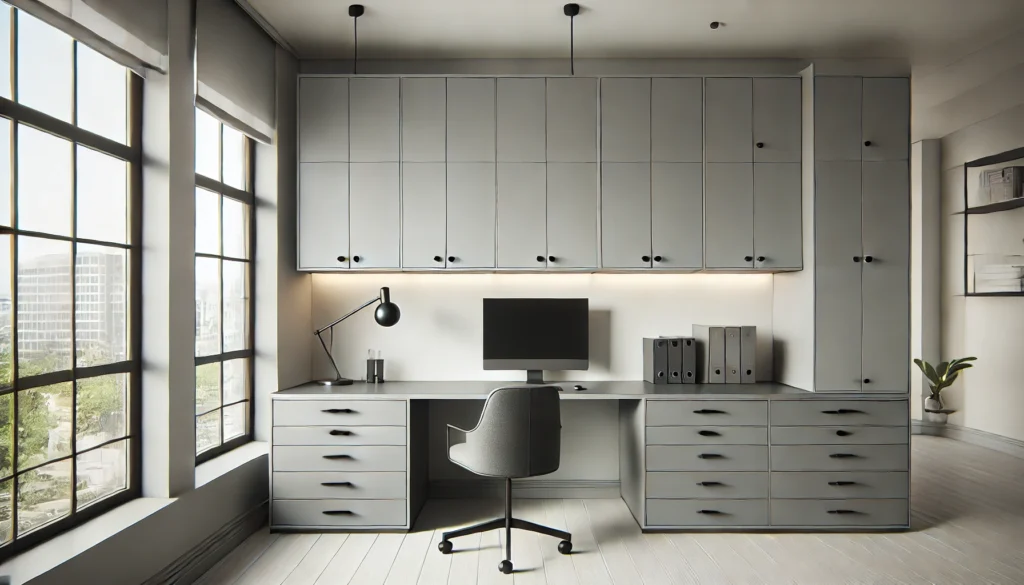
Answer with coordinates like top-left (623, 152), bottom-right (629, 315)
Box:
top-left (482, 298), bottom-right (589, 366)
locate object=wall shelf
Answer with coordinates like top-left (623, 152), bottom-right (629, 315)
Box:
top-left (962, 148), bottom-right (1024, 296)
top-left (957, 197), bottom-right (1024, 215)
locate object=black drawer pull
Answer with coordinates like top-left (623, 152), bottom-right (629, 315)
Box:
top-left (696, 481), bottom-right (723, 487)
top-left (329, 430), bottom-right (353, 436)
top-left (697, 509), bottom-right (723, 515)
top-left (697, 430), bottom-right (720, 437)
top-left (829, 453), bottom-right (858, 459)
top-left (323, 510), bottom-right (355, 516)
top-left (321, 481), bottom-right (354, 487)
top-left (835, 430), bottom-right (852, 437)
top-left (698, 453), bottom-right (724, 459)
top-left (821, 409), bottom-right (863, 415)
top-left (323, 454), bottom-right (354, 460)
top-left (828, 481), bottom-right (857, 486)
top-left (322, 408), bottom-right (355, 414)
top-left (693, 409), bottom-right (725, 415)
top-left (827, 509), bottom-right (860, 515)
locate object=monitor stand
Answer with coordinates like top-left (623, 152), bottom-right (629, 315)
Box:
top-left (526, 370), bottom-right (545, 385)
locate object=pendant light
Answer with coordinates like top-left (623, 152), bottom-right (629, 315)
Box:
top-left (563, 4), bottom-right (579, 75)
top-left (349, 4), bottom-right (364, 74)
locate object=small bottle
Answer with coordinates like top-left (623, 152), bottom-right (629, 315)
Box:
top-left (375, 350), bottom-right (385, 383)
top-left (366, 349), bottom-right (376, 383)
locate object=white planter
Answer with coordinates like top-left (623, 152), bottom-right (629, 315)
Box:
top-left (924, 396), bottom-right (948, 424)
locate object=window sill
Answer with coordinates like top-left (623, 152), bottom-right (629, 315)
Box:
top-left (196, 441), bottom-right (269, 488)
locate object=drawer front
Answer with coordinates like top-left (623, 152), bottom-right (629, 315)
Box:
top-left (273, 472), bottom-right (407, 500)
top-left (647, 426), bottom-right (767, 446)
top-left (771, 498), bottom-right (908, 527)
top-left (770, 472), bottom-right (908, 499)
top-left (771, 426), bottom-right (907, 445)
top-left (274, 400), bottom-right (407, 427)
top-left (646, 445), bottom-right (768, 472)
top-left (274, 425), bottom-right (407, 446)
top-left (646, 400), bottom-right (768, 426)
top-left (647, 472), bottom-right (768, 499)
top-left (273, 499), bottom-right (407, 527)
top-left (646, 498), bottom-right (768, 527)
top-left (770, 400), bottom-right (908, 427)
top-left (770, 444), bottom-right (908, 472)
top-left (273, 446), bottom-right (407, 472)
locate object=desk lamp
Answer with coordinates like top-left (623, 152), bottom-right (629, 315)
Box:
top-left (314, 287), bottom-right (400, 385)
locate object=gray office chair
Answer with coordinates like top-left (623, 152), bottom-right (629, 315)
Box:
top-left (437, 386), bottom-right (572, 574)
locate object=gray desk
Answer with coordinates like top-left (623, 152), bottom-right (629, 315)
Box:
top-left (271, 381), bottom-right (909, 533)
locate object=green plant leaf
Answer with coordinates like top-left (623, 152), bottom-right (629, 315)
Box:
top-left (946, 362), bottom-right (974, 378)
top-left (923, 361), bottom-right (940, 386)
top-left (936, 361), bottom-right (950, 377)
top-left (913, 358), bottom-right (926, 373)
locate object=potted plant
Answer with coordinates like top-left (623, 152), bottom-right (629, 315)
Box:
top-left (913, 357), bottom-right (976, 424)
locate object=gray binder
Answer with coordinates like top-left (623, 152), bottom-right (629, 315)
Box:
top-left (643, 338), bottom-right (669, 384)
top-left (693, 326), bottom-right (725, 383)
top-left (659, 336), bottom-right (690, 384)
top-left (725, 327), bottom-right (741, 383)
top-left (681, 337), bottom-right (696, 384)
top-left (741, 326), bottom-right (757, 383)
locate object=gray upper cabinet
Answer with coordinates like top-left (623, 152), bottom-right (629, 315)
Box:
top-left (602, 78), bottom-right (651, 162)
top-left (349, 163), bottom-right (400, 268)
top-left (547, 163), bottom-right (598, 269)
top-left (446, 78), bottom-right (496, 162)
top-left (814, 77), bottom-right (862, 161)
top-left (446, 163), bottom-right (496, 268)
top-left (349, 78), bottom-right (400, 162)
top-left (497, 78), bottom-right (546, 163)
top-left (602, 163), bottom-right (652, 268)
top-left (402, 78), bottom-right (446, 162)
top-left (547, 78), bottom-right (598, 162)
top-left (496, 163), bottom-right (547, 268)
top-left (862, 78), bottom-right (910, 162)
top-left (753, 78), bottom-right (801, 163)
top-left (705, 163), bottom-right (754, 269)
top-left (705, 78), bottom-right (753, 163)
top-left (299, 163), bottom-right (348, 269)
top-left (402, 163), bottom-right (447, 269)
top-left (753, 163), bottom-right (802, 270)
top-left (299, 77), bottom-right (348, 162)
top-left (651, 78), bottom-right (703, 163)
top-left (651, 163), bottom-right (703, 269)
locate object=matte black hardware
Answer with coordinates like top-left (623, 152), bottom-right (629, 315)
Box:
top-left (323, 454), bottom-right (354, 460)
top-left (863, 378), bottom-right (872, 384)
top-left (746, 369), bottom-right (752, 375)
top-left (323, 510), bottom-right (355, 516)
top-left (709, 21), bottom-right (721, 29)
top-left (822, 409), bottom-right (863, 415)
top-left (864, 255), bottom-right (874, 263)
top-left (537, 255), bottom-right (545, 262)
top-left (714, 368), bottom-right (721, 375)
top-left (329, 430), bottom-right (353, 436)
top-left (653, 255), bottom-right (663, 262)
top-left (756, 256), bottom-right (765, 262)
top-left (548, 255), bottom-right (556, 262)
top-left (828, 509), bottom-right (860, 515)
top-left (853, 256), bottom-right (861, 262)
top-left (836, 430), bottom-right (852, 437)
top-left (744, 255), bottom-right (753, 262)
top-left (434, 255), bottom-right (443, 262)
top-left (696, 481), bottom-right (723, 486)
top-left (864, 140), bottom-right (872, 147)
top-left (337, 255), bottom-right (347, 262)
top-left (697, 509), bottom-right (723, 515)
top-left (448, 256), bottom-right (455, 263)
top-left (693, 409), bottom-right (725, 414)
top-left (321, 481), bottom-right (354, 487)
top-left (828, 481), bottom-right (857, 486)
top-left (642, 255), bottom-right (652, 262)
top-left (698, 453), bottom-right (724, 459)
top-left (829, 453), bottom-right (858, 459)
top-left (698, 430), bottom-right (720, 437)
top-left (756, 142), bottom-right (764, 148)
top-left (352, 255), bottom-right (361, 263)
top-left (322, 408), bottom-right (355, 414)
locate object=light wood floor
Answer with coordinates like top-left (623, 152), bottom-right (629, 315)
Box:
top-left (197, 436), bottom-right (1024, 584)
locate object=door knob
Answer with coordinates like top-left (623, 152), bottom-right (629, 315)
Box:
top-left (537, 255), bottom-right (545, 262)
top-left (863, 378), bottom-right (871, 384)
top-left (642, 255), bottom-right (651, 263)
top-left (337, 255), bottom-right (347, 262)
top-left (864, 255), bottom-right (874, 263)
top-left (352, 255), bottom-right (361, 263)
top-left (448, 256), bottom-right (456, 263)
top-left (548, 255), bottom-right (556, 262)
top-left (756, 256), bottom-right (765, 262)
top-left (653, 255), bottom-right (663, 262)
top-left (434, 255), bottom-right (443, 263)
top-left (864, 140), bottom-right (872, 147)
top-left (756, 142), bottom-right (764, 149)
top-left (853, 256), bottom-right (861, 262)
top-left (744, 255), bottom-right (753, 262)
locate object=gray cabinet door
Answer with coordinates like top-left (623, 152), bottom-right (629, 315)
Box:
top-left (601, 163), bottom-right (652, 268)
top-left (753, 78), bottom-right (801, 163)
top-left (651, 77), bottom-right (703, 163)
top-left (401, 78), bottom-right (446, 162)
top-left (862, 78), bottom-right (910, 162)
top-left (496, 78), bottom-right (546, 163)
top-left (814, 77), bottom-right (862, 161)
top-left (496, 163), bottom-right (546, 268)
top-left (704, 78), bottom-right (753, 163)
top-left (547, 163), bottom-right (598, 269)
top-left (704, 163), bottom-right (754, 269)
top-left (861, 161), bottom-right (910, 392)
top-left (298, 163), bottom-right (348, 269)
top-left (446, 163), bottom-right (496, 268)
top-left (601, 78), bottom-right (651, 162)
top-left (349, 163), bottom-right (400, 268)
top-left (814, 161), bottom-right (863, 391)
top-left (299, 77), bottom-right (348, 162)
top-left (401, 163), bottom-right (447, 269)
top-left (349, 78), bottom-right (399, 162)
top-left (546, 78), bottom-right (598, 162)
top-left (446, 78), bottom-right (495, 162)
top-left (651, 163), bottom-right (702, 269)
top-left (753, 163), bottom-right (802, 270)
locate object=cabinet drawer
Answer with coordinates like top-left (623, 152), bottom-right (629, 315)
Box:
top-left (647, 426), bottom-right (767, 446)
top-left (646, 499), bottom-right (767, 527)
top-left (770, 445), bottom-right (908, 472)
top-left (770, 472), bottom-right (908, 499)
top-left (646, 400), bottom-right (767, 426)
top-left (274, 426), bottom-right (407, 446)
top-left (647, 445), bottom-right (768, 472)
top-left (273, 472), bottom-right (407, 500)
top-left (647, 472), bottom-right (768, 499)
top-left (274, 400), bottom-right (406, 427)
top-left (273, 446), bottom-right (406, 472)
top-left (273, 499), bottom-right (406, 527)
top-left (770, 426), bottom-right (907, 445)
top-left (770, 400), bottom-right (907, 427)
top-left (770, 498), bottom-right (908, 527)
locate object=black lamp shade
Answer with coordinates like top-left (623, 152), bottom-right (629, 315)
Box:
top-left (375, 301), bottom-right (400, 327)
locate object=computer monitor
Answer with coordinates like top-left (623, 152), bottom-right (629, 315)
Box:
top-left (483, 298), bottom-right (589, 383)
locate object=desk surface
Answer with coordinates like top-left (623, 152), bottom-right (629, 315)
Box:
top-left (275, 380), bottom-right (906, 401)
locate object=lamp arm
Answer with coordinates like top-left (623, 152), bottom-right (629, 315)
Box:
top-left (313, 294), bottom-right (381, 336)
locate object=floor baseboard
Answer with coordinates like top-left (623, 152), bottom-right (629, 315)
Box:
top-left (430, 479), bottom-right (620, 499)
top-left (912, 419), bottom-right (1024, 461)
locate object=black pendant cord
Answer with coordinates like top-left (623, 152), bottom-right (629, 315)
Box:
top-left (563, 4), bottom-right (579, 76)
top-left (349, 4), bottom-right (364, 74)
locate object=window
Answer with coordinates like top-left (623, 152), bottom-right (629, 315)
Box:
top-left (0, 3), bottom-right (140, 559)
top-left (194, 108), bottom-right (253, 462)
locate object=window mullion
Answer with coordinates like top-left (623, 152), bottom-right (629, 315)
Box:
top-left (69, 40), bottom-right (79, 516)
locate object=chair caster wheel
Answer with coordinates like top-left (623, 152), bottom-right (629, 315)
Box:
top-left (558, 540), bottom-right (572, 554)
top-left (499, 560), bottom-right (513, 574)
top-left (438, 540), bottom-right (453, 554)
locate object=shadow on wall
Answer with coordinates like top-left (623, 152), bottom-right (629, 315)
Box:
top-left (589, 309), bottom-right (611, 374)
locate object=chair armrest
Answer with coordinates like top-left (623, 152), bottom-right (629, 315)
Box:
top-left (446, 424), bottom-right (470, 450)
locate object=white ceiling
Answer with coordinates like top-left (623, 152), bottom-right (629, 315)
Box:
top-left (247, 0), bottom-right (1024, 64)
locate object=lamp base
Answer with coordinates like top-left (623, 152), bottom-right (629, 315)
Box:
top-left (316, 378), bottom-right (355, 386)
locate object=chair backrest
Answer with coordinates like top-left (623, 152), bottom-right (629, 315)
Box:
top-left (463, 386), bottom-right (562, 479)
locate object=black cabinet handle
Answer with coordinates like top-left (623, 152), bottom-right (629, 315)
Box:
top-left (698, 430), bottom-right (720, 437)
top-left (321, 408), bottom-right (354, 414)
top-left (337, 255), bottom-right (347, 262)
top-left (548, 255), bottom-right (556, 262)
top-left (698, 453), bottom-right (724, 459)
top-left (697, 509), bottom-right (723, 515)
top-left (822, 409), bottom-right (863, 415)
top-left (744, 255), bottom-right (753, 262)
top-left (693, 409), bottom-right (725, 415)
top-left (352, 255), bottom-right (361, 263)
top-left (756, 256), bottom-right (765, 262)
top-left (853, 256), bottom-right (861, 262)
top-left (864, 255), bottom-right (874, 263)
top-left (836, 430), bottom-right (852, 437)
top-left (321, 481), bottom-right (354, 487)
top-left (653, 255), bottom-right (663, 262)
top-left (323, 510), bottom-right (355, 516)
top-left (536, 255), bottom-right (545, 262)
top-left (642, 255), bottom-right (652, 262)
top-left (434, 255), bottom-right (443, 263)
top-left (828, 481), bottom-right (857, 486)
top-left (447, 256), bottom-right (456, 263)
top-left (323, 454), bottom-right (354, 460)
top-left (696, 481), bottom-right (723, 487)
top-left (756, 142), bottom-right (764, 149)
top-left (864, 140), bottom-right (872, 147)
top-left (828, 509), bottom-right (860, 515)
top-left (829, 453), bottom-right (858, 459)
top-left (329, 430), bottom-right (353, 436)
top-left (863, 378), bottom-right (872, 384)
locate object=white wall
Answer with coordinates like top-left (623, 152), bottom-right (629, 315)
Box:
top-left (910, 140), bottom-right (942, 419)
